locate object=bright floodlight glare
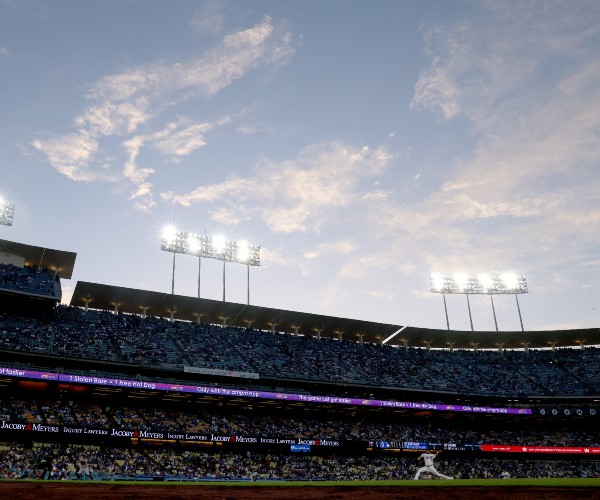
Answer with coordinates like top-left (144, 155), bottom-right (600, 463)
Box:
top-left (237, 241), bottom-right (250, 262)
top-left (160, 228), bottom-right (260, 266)
top-left (431, 271), bottom-right (527, 295)
top-left (478, 273), bottom-right (493, 291)
top-left (162, 225), bottom-right (177, 243)
top-left (212, 234), bottom-right (226, 254)
top-left (187, 234), bottom-right (201, 253)
top-left (501, 273), bottom-right (518, 290)
top-left (454, 272), bottom-right (469, 291)
top-left (430, 273), bottom-right (445, 292)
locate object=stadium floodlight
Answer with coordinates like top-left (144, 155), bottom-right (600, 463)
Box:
top-left (237, 241), bottom-right (250, 262)
top-left (454, 272), bottom-right (469, 292)
top-left (187, 234), bottom-right (201, 254)
top-left (477, 273), bottom-right (493, 292)
top-left (161, 228), bottom-right (260, 304)
top-left (430, 272), bottom-right (528, 332)
top-left (212, 234), bottom-right (226, 254)
top-left (430, 273), bottom-right (445, 293)
top-left (0, 198), bottom-right (15, 227)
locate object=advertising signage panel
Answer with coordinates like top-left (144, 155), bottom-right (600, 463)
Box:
top-left (0, 367), bottom-right (58, 380)
top-left (0, 422), bottom-right (342, 447)
top-left (0, 366), bottom-right (532, 416)
top-left (2, 420), bottom-right (598, 455)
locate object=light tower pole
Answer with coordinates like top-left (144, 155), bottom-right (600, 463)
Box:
top-left (466, 294), bottom-right (474, 331)
top-left (490, 294), bottom-right (498, 332)
top-left (171, 252), bottom-right (176, 295)
top-left (515, 294), bottom-right (524, 332)
top-left (442, 293), bottom-right (450, 330)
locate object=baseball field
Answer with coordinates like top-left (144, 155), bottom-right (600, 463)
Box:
top-left (2, 478), bottom-right (600, 499)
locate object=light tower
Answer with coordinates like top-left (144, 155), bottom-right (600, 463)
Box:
top-left (161, 228), bottom-right (260, 303)
top-left (430, 272), bottom-right (528, 331)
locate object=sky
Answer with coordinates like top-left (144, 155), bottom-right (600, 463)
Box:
top-left (1, 0), bottom-right (600, 334)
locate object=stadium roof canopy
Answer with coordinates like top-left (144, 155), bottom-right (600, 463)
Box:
top-left (70, 281), bottom-right (600, 350)
top-left (0, 238), bottom-right (77, 279)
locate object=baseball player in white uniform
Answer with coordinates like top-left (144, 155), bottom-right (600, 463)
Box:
top-left (414, 450), bottom-right (453, 480)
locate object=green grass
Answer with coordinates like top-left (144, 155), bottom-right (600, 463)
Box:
top-left (3, 478), bottom-right (600, 487)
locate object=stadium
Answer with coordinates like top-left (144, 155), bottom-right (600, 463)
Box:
top-left (1, 226), bottom-right (600, 499)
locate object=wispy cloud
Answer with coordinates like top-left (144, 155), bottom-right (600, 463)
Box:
top-left (412, 0), bottom-right (600, 125)
top-left (400, 0), bottom-right (600, 295)
top-left (411, 65), bottom-right (461, 120)
top-left (161, 141), bottom-right (392, 233)
top-left (303, 240), bottom-right (357, 260)
top-left (31, 16), bottom-right (295, 209)
top-left (236, 125), bottom-right (261, 135)
top-left (151, 119), bottom-right (213, 160)
top-left (30, 132), bottom-right (103, 182)
top-left (191, 1), bottom-right (226, 36)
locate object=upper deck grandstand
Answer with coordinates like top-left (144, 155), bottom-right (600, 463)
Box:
top-left (0, 237), bottom-right (599, 402)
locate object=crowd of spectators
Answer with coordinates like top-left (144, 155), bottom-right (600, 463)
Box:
top-left (0, 263), bottom-right (60, 299)
top-left (2, 442), bottom-right (600, 481)
top-left (1, 305), bottom-right (600, 398)
top-left (0, 443), bottom-right (35, 479)
top-left (0, 395), bottom-right (598, 448)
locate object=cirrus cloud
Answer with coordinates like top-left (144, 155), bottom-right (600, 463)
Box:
top-left (161, 141), bottom-right (392, 233)
top-left (31, 16), bottom-right (295, 211)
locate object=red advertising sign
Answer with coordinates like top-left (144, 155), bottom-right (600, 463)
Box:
top-left (481, 445), bottom-right (600, 454)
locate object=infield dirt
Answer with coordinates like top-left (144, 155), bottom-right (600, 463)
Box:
top-left (2, 483), bottom-right (600, 499)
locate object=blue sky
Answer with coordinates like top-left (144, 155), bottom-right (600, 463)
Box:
top-left (1, 0), bottom-right (599, 333)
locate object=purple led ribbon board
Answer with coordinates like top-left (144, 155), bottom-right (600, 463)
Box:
top-left (0, 366), bottom-right (531, 415)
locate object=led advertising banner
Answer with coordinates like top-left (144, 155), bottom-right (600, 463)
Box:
top-left (0, 366), bottom-right (533, 416)
top-left (0, 367), bottom-right (58, 380)
top-left (0, 422), bottom-right (342, 447)
top-left (290, 444), bottom-right (311, 452)
top-left (372, 441), bottom-right (481, 451)
top-left (402, 442), bottom-right (429, 450)
top-left (481, 445), bottom-right (600, 454)
top-left (1, 420), bottom-right (596, 455)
